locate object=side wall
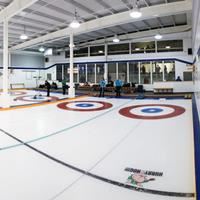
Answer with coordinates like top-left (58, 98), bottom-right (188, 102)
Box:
top-left (193, 0), bottom-right (200, 120)
top-left (0, 52), bottom-right (45, 89)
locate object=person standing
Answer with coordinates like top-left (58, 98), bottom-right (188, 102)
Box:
top-left (62, 79), bottom-right (67, 95)
top-left (114, 78), bottom-right (123, 97)
top-left (45, 80), bottom-right (51, 97)
top-left (99, 78), bottom-right (106, 97)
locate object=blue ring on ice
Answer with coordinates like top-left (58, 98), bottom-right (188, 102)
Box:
top-left (141, 108), bottom-right (163, 113)
top-left (75, 103), bottom-right (94, 108)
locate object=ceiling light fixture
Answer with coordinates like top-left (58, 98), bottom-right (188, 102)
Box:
top-left (154, 33), bottom-right (163, 40)
top-left (69, 9), bottom-right (80, 29)
top-left (165, 46), bottom-right (171, 49)
top-left (130, 0), bottom-right (142, 19)
top-left (39, 47), bottom-right (45, 52)
top-left (20, 34), bottom-right (28, 40)
top-left (113, 35), bottom-right (120, 43)
top-left (20, 26), bottom-right (28, 40)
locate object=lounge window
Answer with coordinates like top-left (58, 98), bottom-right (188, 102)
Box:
top-left (90, 46), bottom-right (105, 56)
top-left (108, 43), bottom-right (129, 55)
top-left (132, 41), bottom-right (155, 54)
top-left (157, 40), bottom-right (183, 52)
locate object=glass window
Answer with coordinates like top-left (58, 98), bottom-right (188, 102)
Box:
top-left (74, 47), bottom-right (88, 57)
top-left (79, 64), bottom-right (86, 83)
top-left (118, 62), bottom-right (127, 82)
top-left (108, 43), bottom-right (129, 55)
top-left (65, 51), bottom-right (69, 58)
top-left (108, 63), bottom-right (116, 82)
top-left (157, 40), bottom-right (183, 52)
top-left (152, 61), bottom-right (163, 82)
top-left (90, 46), bottom-right (105, 56)
top-left (63, 64), bottom-right (69, 81)
top-left (96, 64), bottom-right (104, 83)
top-left (140, 62), bottom-right (151, 84)
top-left (56, 64), bottom-right (62, 81)
top-left (164, 61), bottom-right (175, 81)
top-left (132, 41), bottom-right (155, 54)
top-left (87, 64), bottom-right (95, 83)
top-left (129, 62), bottom-right (139, 84)
top-left (73, 64), bottom-right (78, 83)
top-left (64, 64), bottom-right (78, 83)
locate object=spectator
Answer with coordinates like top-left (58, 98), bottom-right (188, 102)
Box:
top-left (45, 80), bottom-right (51, 97)
top-left (62, 79), bottom-right (67, 95)
top-left (114, 78), bottom-right (123, 97)
top-left (51, 82), bottom-right (58, 90)
top-left (99, 77), bottom-right (106, 97)
top-left (176, 76), bottom-right (182, 81)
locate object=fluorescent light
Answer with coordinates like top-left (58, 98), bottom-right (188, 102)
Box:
top-left (98, 50), bottom-right (103, 53)
top-left (130, 7), bottom-right (142, 19)
top-left (165, 46), bottom-right (171, 49)
top-left (113, 35), bottom-right (120, 43)
top-left (113, 38), bottom-right (120, 43)
top-left (69, 19), bottom-right (80, 29)
top-left (20, 34), bottom-right (28, 40)
top-left (154, 34), bottom-right (163, 40)
top-left (39, 47), bottom-right (45, 52)
top-left (135, 48), bottom-right (140, 51)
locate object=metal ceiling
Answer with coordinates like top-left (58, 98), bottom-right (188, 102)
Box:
top-left (0, 0), bottom-right (191, 52)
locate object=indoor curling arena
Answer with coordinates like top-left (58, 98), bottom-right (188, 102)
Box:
top-left (0, 0), bottom-right (200, 200)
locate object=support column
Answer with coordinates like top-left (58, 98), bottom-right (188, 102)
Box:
top-left (104, 44), bottom-right (108, 81)
top-left (162, 61), bottom-right (165, 81)
top-left (68, 32), bottom-right (75, 98)
top-left (150, 61), bottom-right (153, 84)
top-left (86, 64), bottom-right (88, 82)
top-left (127, 62), bottom-right (129, 83)
top-left (138, 62), bottom-right (141, 84)
top-left (116, 63), bottom-right (118, 79)
top-left (77, 64), bottom-right (80, 83)
top-left (1, 19), bottom-right (10, 108)
top-left (94, 63), bottom-right (97, 84)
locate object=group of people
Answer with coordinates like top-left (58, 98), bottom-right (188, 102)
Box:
top-left (44, 80), bottom-right (69, 97)
top-left (99, 78), bottom-right (123, 98)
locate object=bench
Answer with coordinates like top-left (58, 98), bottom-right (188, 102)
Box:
top-left (10, 83), bottom-right (25, 89)
top-left (154, 87), bottom-right (173, 94)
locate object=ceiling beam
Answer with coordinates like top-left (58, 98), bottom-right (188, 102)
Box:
top-left (94, 0), bottom-right (117, 14)
top-left (11, 0), bottom-right (192, 51)
top-left (64, 0), bottom-right (100, 18)
top-left (156, 17), bottom-right (164, 28)
top-left (144, 0), bottom-right (151, 7)
top-left (0, 0), bottom-right (38, 22)
top-left (120, 0), bottom-right (132, 10)
top-left (171, 15), bottom-right (176, 26)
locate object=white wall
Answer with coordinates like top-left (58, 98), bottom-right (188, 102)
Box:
top-left (192, 0), bottom-right (200, 120)
top-left (0, 68), bottom-right (46, 89)
top-left (0, 51), bottom-right (45, 89)
top-left (175, 61), bottom-right (189, 80)
top-left (0, 51), bottom-right (44, 68)
top-left (11, 54), bottom-right (44, 68)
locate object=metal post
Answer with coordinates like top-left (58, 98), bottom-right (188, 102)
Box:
top-left (116, 62), bottom-right (118, 79)
top-left (68, 32), bottom-right (75, 98)
top-left (94, 63), bottom-right (97, 84)
top-left (2, 19), bottom-right (10, 108)
top-left (104, 44), bottom-right (108, 81)
top-left (138, 62), bottom-right (141, 84)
